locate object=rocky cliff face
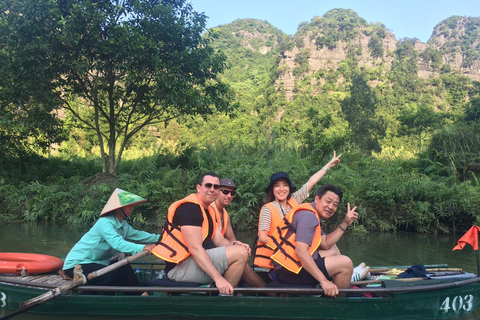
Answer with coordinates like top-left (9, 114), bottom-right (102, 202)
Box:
top-left (428, 16), bottom-right (480, 81)
top-left (275, 26), bottom-right (398, 100)
top-left (214, 11), bottom-right (480, 100)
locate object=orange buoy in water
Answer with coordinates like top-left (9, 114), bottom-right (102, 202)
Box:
top-left (0, 252), bottom-right (64, 275)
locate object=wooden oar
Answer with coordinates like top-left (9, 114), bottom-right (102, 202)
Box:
top-left (351, 271), bottom-right (465, 286)
top-left (371, 267), bottom-right (462, 273)
top-left (0, 250), bottom-right (150, 320)
top-left (351, 277), bottom-right (429, 286)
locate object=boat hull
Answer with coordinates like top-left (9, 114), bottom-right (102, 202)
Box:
top-left (1, 279), bottom-right (480, 319)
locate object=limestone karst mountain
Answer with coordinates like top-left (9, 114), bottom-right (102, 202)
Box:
top-left (210, 9), bottom-right (480, 100)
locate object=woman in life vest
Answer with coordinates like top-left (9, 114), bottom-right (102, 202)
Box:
top-left (271, 184), bottom-right (358, 297)
top-left (63, 188), bottom-right (159, 292)
top-left (254, 151), bottom-right (341, 269)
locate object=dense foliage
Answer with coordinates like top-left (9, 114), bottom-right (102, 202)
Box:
top-left (0, 0), bottom-right (234, 176)
top-left (1, 7), bottom-right (480, 234)
top-left (1, 146), bottom-right (479, 234)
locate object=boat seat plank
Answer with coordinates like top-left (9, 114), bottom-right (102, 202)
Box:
top-left (44, 275), bottom-right (64, 284)
top-left (30, 275), bottom-right (53, 283)
top-left (51, 277), bottom-right (69, 285)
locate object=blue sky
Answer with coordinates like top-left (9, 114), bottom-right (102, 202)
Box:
top-left (188, 0), bottom-right (480, 43)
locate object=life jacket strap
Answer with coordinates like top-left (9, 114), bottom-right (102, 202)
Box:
top-left (155, 241), bottom-right (178, 258)
top-left (272, 227), bottom-right (302, 268)
top-left (163, 221), bottom-right (189, 253)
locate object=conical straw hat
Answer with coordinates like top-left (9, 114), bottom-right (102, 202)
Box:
top-left (100, 188), bottom-right (147, 217)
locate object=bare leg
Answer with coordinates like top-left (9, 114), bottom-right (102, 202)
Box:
top-left (319, 244), bottom-right (341, 257)
top-left (324, 255), bottom-right (353, 296)
top-left (242, 265), bottom-right (266, 287)
top-left (223, 245), bottom-right (249, 287)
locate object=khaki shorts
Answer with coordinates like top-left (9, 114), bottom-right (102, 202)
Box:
top-left (167, 246), bottom-right (228, 284)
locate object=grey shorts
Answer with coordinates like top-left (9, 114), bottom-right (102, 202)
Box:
top-left (167, 246), bottom-right (228, 284)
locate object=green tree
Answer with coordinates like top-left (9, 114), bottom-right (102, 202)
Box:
top-left (311, 9), bottom-right (367, 50)
top-left (419, 47), bottom-right (443, 70)
top-left (0, 0), bottom-right (234, 176)
top-left (426, 124), bottom-right (480, 181)
top-left (341, 72), bottom-right (386, 154)
top-left (465, 96), bottom-right (480, 122)
top-left (0, 100), bottom-right (66, 156)
top-left (368, 35), bottom-right (384, 59)
top-left (388, 38), bottom-right (420, 104)
top-left (0, 1), bottom-right (66, 156)
top-left (398, 103), bottom-right (442, 150)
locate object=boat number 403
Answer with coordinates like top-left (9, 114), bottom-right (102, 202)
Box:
top-left (0, 292), bottom-right (6, 308)
top-left (440, 295), bottom-right (474, 313)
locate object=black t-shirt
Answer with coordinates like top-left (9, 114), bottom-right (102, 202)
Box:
top-left (165, 202), bottom-right (215, 274)
top-left (172, 202), bottom-right (216, 249)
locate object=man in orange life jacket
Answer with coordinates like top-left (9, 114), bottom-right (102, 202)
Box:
top-left (211, 178), bottom-right (266, 288)
top-left (270, 184), bottom-right (358, 297)
top-left (152, 172), bottom-right (250, 296)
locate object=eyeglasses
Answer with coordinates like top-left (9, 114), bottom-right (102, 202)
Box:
top-left (203, 183), bottom-right (220, 190)
top-left (221, 189), bottom-right (236, 196)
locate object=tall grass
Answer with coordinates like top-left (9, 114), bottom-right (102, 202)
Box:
top-left (1, 144), bottom-right (479, 233)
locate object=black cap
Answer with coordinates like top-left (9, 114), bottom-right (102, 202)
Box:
top-left (264, 171), bottom-right (296, 193)
top-left (220, 178), bottom-right (237, 189)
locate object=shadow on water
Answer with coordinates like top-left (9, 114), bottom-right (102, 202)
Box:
top-left (1, 223), bottom-right (479, 319)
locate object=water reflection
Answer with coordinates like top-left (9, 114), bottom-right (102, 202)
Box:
top-left (336, 232), bottom-right (479, 274)
top-left (0, 222), bottom-right (90, 258)
top-left (0, 223), bottom-right (479, 319)
top-left (238, 229), bottom-right (479, 274)
top-left (1, 223), bottom-right (478, 273)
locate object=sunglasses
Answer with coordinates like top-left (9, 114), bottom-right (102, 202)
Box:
top-left (220, 189), bottom-right (236, 196)
top-left (203, 183), bottom-right (220, 190)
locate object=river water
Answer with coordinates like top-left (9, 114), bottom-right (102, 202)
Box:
top-left (0, 222), bottom-right (479, 320)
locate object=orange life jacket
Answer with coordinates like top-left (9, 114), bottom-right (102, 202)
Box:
top-left (270, 202), bottom-right (322, 274)
top-left (253, 198), bottom-right (299, 269)
top-left (211, 202), bottom-right (230, 237)
top-left (152, 194), bottom-right (217, 263)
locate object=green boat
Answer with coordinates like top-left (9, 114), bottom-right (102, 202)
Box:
top-left (0, 262), bottom-right (479, 320)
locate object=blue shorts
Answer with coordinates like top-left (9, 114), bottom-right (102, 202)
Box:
top-left (274, 256), bottom-right (332, 285)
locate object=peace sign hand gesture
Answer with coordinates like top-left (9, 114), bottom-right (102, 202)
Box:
top-left (343, 203), bottom-right (358, 226)
top-left (325, 151), bottom-right (342, 170)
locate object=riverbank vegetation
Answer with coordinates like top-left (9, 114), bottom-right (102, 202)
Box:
top-left (1, 3), bottom-right (480, 233)
top-left (1, 138), bottom-right (479, 234)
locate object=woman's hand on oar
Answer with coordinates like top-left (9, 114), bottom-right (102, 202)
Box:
top-left (75, 250), bottom-right (150, 288)
top-left (143, 243), bottom-right (156, 252)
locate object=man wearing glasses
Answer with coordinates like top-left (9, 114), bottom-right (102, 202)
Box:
top-left (153, 172), bottom-right (250, 296)
top-left (212, 178), bottom-right (266, 288)
top-left (211, 178), bottom-right (237, 241)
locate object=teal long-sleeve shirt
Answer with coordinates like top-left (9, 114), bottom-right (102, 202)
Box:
top-left (63, 215), bottom-right (159, 270)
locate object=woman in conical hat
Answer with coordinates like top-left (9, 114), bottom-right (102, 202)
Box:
top-left (99, 188), bottom-right (148, 219)
top-left (63, 188), bottom-right (159, 293)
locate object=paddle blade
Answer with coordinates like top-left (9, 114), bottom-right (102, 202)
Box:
top-left (453, 226), bottom-right (480, 251)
